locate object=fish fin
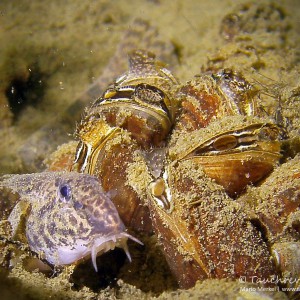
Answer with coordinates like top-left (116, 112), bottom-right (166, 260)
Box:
top-left (8, 201), bottom-right (30, 242)
top-left (122, 242), bottom-right (132, 262)
top-left (91, 244), bottom-right (98, 272)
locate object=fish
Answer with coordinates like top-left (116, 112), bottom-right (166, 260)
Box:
top-left (0, 171), bottom-right (142, 271)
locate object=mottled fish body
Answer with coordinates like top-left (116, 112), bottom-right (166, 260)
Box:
top-left (0, 171), bottom-right (141, 271)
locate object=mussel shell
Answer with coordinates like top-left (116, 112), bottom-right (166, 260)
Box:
top-left (74, 118), bottom-right (122, 173)
top-left (238, 154), bottom-right (300, 243)
top-left (271, 242), bottom-right (300, 299)
top-left (86, 129), bottom-right (152, 232)
top-left (271, 242), bottom-right (300, 280)
top-left (170, 118), bottom-right (281, 159)
top-left (177, 76), bottom-right (226, 130)
top-left (177, 70), bottom-right (260, 131)
top-left (114, 50), bottom-right (178, 90)
top-left (189, 151), bottom-right (281, 197)
top-left (87, 86), bottom-right (173, 148)
top-left (81, 50), bottom-right (179, 148)
top-left (169, 116), bottom-right (282, 197)
top-left (147, 160), bottom-right (276, 288)
top-left (45, 141), bottom-right (78, 172)
top-left (212, 68), bottom-right (260, 116)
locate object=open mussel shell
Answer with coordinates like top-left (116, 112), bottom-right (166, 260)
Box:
top-left (66, 50), bottom-right (180, 231)
top-left (90, 84), bottom-right (174, 148)
top-left (82, 50), bottom-right (180, 148)
top-left (212, 68), bottom-right (260, 116)
top-left (169, 116), bottom-right (282, 197)
top-left (74, 118), bottom-right (122, 173)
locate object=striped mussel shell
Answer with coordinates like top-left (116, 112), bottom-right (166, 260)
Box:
top-left (71, 50), bottom-right (180, 232)
top-left (169, 115), bottom-right (282, 197)
top-left (78, 49), bottom-right (179, 150)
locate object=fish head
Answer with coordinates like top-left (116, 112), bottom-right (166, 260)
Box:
top-left (23, 172), bottom-right (140, 270)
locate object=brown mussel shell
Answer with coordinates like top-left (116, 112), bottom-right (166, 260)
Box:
top-left (169, 116), bottom-right (282, 197)
top-left (75, 121), bottom-right (152, 232)
top-left (90, 129), bottom-right (152, 232)
top-left (236, 155), bottom-right (300, 296)
top-left (70, 50), bottom-right (180, 232)
top-left (176, 70), bottom-right (261, 132)
top-left (79, 50), bottom-right (179, 148)
top-left (271, 241), bottom-right (300, 299)
top-left (171, 70), bottom-right (283, 197)
top-left (212, 68), bottom-right (260, 116)
top-left (147, 159), bottom-right (276, 289)
top-left (238, 154), bottom-right (300, 244)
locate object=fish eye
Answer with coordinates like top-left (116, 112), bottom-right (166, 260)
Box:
top-left (59, 184), bottom-right (72, 202)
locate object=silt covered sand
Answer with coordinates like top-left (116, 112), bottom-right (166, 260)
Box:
top-left (0, 0), bottom-right (299, 299)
